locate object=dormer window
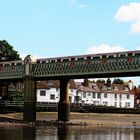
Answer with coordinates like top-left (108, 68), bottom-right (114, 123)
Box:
top-left (48, 80), bottom-right (53, 85)
top-left (113, 86), bottom-right (119, 90)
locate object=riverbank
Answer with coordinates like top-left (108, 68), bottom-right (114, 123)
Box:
top-left (0, 112), bottom-right (140, 127)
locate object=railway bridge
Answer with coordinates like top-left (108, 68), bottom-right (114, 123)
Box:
top-left (0, 50), bottom-right (140, 122)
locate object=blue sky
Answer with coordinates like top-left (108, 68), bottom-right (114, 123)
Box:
top-left (1, 0), bottom-right (140, 85)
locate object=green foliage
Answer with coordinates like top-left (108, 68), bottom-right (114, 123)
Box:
top-left (96, 79), bottom-right (105, 83)
top-left (0, 40), bottom-right (21, 62)
top-left (113, 78), bottom-right (124, 84)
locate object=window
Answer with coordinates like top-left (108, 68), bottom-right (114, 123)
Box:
top-left (119, 102), bottom-right (122, 108)
top-left (57, 59), bottom-right (61, 62)
top-left (119, 94), bottom-right (122, 100)
top-left (83, 92), bottom-right (86, 98)
top-left (104, 93), bottom-right (107, 98)
top-left (56, 88), bottom-right (59, 92)
top-left (63, 59), bottom-right (69, 62)
top-left (42, 61), bottom-right (46, 63)
top-left (50, 94), bottom-right (55, 100)
top-left (88, 92), bottom-right (91, 96)
top-left (97, 93), bottom-right (101, 98)
top-left (87, 56), bottom-right (91, 60)
top-left (48, 80), bottom-right (53, 85)
top-left (113, 86), bottom-right (119, 90)
top-left (40, 90), bottom-right (46, 96)
top-left (77, 58), bottom-right (84, 61)
top-left (51, 60), bottom-right (55, 63)
top-left (125, 102), bottom-right (130, 108)
top-left (103, 101), bottom-right (108, 106)
top-left (114, 102), bottom-right (117, 107)
top-left (114, 94), bottom-right (117, 99)
top-left (126, 94), bottom-right (130, 99)
top-left (74, 96), bottom-right (80, 103)
top-left (92, 93), bottom-right (96, 98)
top-left (93, 101), bottom-right (100, 105)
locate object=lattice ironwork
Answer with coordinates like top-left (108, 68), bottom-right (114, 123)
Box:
top-left (33, 56), bottom-right (140, 78)
top-left (0, 65), bottom-right (24, 80)
top-left (1, 56), bottom-right (140, 80)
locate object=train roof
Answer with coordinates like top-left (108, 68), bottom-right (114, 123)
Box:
top-left (36, 50), bottom-right (140, 60)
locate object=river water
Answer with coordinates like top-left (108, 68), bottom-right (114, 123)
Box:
top-left (0, 125), bottom-right (140, 140)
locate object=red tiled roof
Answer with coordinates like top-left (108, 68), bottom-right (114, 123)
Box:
top-left (36, 80), bottom-right (134, 95)
top-left (37, 79), bottom-right (77, 89)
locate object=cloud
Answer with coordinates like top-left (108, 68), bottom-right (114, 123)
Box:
top-left (130, 21), bottom-right (140, 34)
top-left (114, 2), bottom-right (140, 21)
top-left (86, 44), bottom-right (126, 54)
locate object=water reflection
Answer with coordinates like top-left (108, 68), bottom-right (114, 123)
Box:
top-left (23, 127), bottom-right (36, 140)
top-left (57, 126), bottom-right (69, 140)
top-left (0, 126), bottom-right (140, 140)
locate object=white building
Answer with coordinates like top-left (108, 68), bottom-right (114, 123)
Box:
top-left (36, 79), bottom-right (134, 108)
top-left (36, 80), bottom-right (77, 103)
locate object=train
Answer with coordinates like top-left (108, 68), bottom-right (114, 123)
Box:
top-left (0, 50), bottom-right (140, 66)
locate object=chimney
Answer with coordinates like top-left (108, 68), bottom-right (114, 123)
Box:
top-left (106, 78), bottom-right (111, 88)
top-left (83, 79), bottom-right (89, 87)
top-left (128, 80), bottom-right (133, 90)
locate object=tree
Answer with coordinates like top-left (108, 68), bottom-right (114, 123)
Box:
top-left (0, 40), bottom-right (21, 62)
top-left (96, 79), bottom-right (105, 83)
top-left (113, 78), bottom-right (124, 84)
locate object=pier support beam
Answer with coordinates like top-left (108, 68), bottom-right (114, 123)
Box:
top-left (23, 75), bottom-right (36, 122)
top-left (23, 55), bottom-right (36, 122)
top-left (58, 79), bottom-right (70, 122)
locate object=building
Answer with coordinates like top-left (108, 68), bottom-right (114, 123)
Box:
top-left (133, 87), bottom-right (140, 108)
top-left (36, 79), bottom-right (135, 108)
top-left (36, 80), bottom-right (77, 103)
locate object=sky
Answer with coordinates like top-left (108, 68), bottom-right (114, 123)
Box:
top-left (1, 0), bottom-right (140, 85)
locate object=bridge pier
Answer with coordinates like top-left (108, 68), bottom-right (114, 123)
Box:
top-left (23, 55), bottom-right (36, 122)
top-left (23, 75), bottom-right (36, 122)
top-left (58, 79), bottom-right (70, 122)
top-left (0, 82), bottom-right (9, 100)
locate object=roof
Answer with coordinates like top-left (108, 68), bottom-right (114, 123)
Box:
top-left (36, 79), bottom-right (134, 94)
top-left (96, 82), bottom-right (133, 94)
top-left (76, 82), bottom-right (100, 93)
top-left (37, 79), bottom-right (77, 89)
top-left (134, 88), bottom-right (140, 99)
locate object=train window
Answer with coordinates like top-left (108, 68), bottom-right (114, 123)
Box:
top-left (87, 56), bottom-right (91, 60)
top-left (42, 61), bottom-right (46, 64)
top-left (128, 53), bottom-right (132, 56)
top-left (71, 58), bottom-right (75, 61)
top-left (77, 58), bottom-right (84, 61)
top-left (93, 56), bottom-right (100, 59)
top-left (4, 64), bottom-right (10, 66)
top-left (108, 55), bottom-right (118, 58)
top-left (17, 63), bottom-right (22, 66)
top-left (37, 60), bottom-right (40, 63)
top-left (102, 55), bottom-right (106, 59)
top-left (120, 54), bottom-right (126, 57)
top-left (135, 53), bottom-right (140, 56)
top-left (46, 60), bottom-right (50, 63)
top-left (63, 59), bottom-right (69, 62)
top-left (51, 60), bottom-right (55, 63)
top-left (57, 59), bottom-right (61, 62)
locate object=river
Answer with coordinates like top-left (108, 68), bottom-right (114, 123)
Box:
top-left (0, 125), bottom-right (140, 140)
